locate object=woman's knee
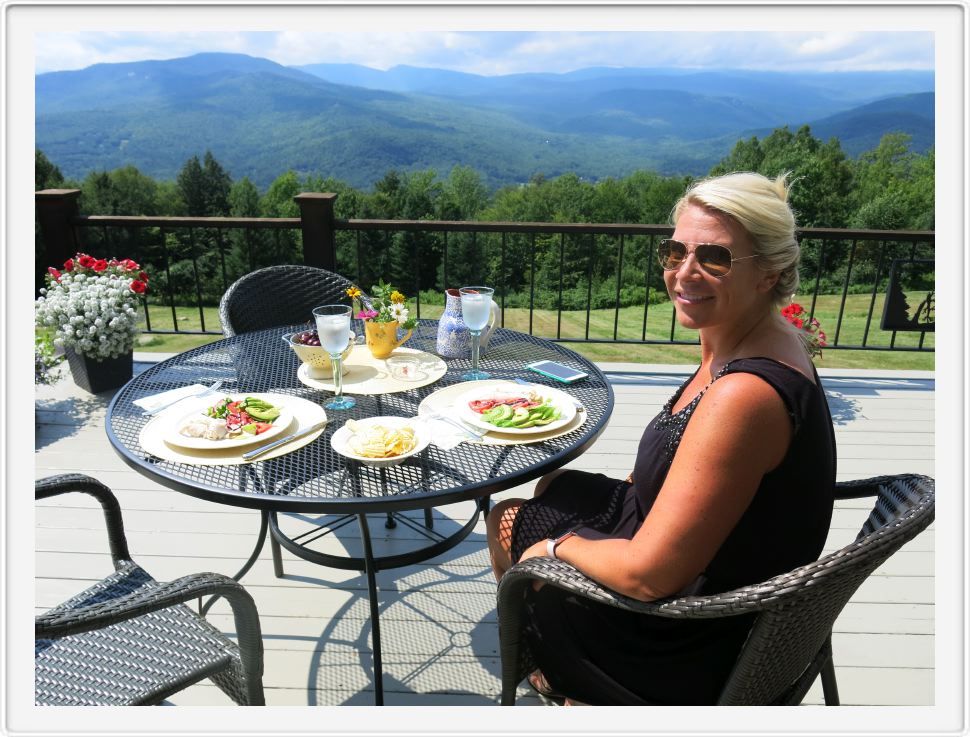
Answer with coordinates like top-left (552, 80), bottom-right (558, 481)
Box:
top-left (486, 498), bottom-right (521, 539)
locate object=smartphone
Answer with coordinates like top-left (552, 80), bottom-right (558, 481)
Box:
top-left (526, 360), bottom-right (589, 384)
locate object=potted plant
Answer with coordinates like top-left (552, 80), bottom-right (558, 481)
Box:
top-left (35, 253), bottom-right (149, 393)
top-left (347, 280), bottom-right (418, 359)
top-left (781, 302), bottom-right (828, 358)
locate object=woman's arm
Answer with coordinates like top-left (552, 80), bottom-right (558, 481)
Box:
top-left (518, 372), bottom-right (793, 601)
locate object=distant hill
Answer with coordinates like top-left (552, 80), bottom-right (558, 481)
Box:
top-left (36, 53), bottom-right (934, 190)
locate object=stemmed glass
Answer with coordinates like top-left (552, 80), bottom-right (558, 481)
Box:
top-left (460, 286), bottom-right (494, 380)
top-left (312, 304), bottom-right (356, 410)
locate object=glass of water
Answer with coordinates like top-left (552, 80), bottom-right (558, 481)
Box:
top-left (312, 304), bottom-right (356, 410)
top-left (459, 286), bottom-right (494, 380)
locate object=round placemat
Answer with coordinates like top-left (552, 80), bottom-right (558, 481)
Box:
top-left (138, 394), bottom-right (328, 465)
top-left (418, 380), bottom-right (587, 446)
top-left (297, 345), bottom-right (448, 395)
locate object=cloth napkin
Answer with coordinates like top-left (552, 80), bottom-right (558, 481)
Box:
top-left (133, 384), bottom-right (212, 413)
top-left (420, 414), bottom-right (482, 450)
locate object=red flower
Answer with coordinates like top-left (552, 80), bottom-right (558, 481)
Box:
top-left (47, 267), bottom-right (61, 281)
top-left (792, 317), bottom-right (804, 329)
top-left (63, 258), bottom-right (74, 271)
top-left (130, 279), bottom-right (147, 294)
top-left (93, 259), bottom-right (108, 272)
top-left (120, 258), bottom-right (139, 271)
top-left (139, 270), bottom-right (149, 282)
top-left (78, 254), bottom-right (96, 268)
top-left (817, 331), bottom-right (828, 347)
top-left (109, 258), bottom-right (119, 266)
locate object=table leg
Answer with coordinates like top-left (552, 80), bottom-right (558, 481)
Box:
top-left (200, 509), bottom-right (270, 616)
top-left (357, 512), bottom-right (385, 706)
top-left (270, 529), bottom-right (284, 577)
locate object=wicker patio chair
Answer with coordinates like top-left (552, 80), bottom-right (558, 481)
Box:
top-left (497, 473), bottom-right (935, 706)
top-left (35, 473), bottom-right (265, 706)
top-left (218, 264), bottom-right (358, 337)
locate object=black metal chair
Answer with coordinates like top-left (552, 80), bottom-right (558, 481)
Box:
top-left (497, 473), bottom-right (935, 705)
top-left (35, 474), bottom-right (265, 706)
top-left (218, 264), bottom-right (358, 338)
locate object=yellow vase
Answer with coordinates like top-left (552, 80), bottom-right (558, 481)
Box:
top-left (364, 321), bottom-right (413, 360)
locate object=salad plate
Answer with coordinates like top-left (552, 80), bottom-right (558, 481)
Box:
top-left (160, 394), bottom-right (295, 450)
top-left (454, 382), bottom-right (577, 435)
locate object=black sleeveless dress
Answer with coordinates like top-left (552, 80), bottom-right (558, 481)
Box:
top-left (509, 357), bottom-right (837, 705)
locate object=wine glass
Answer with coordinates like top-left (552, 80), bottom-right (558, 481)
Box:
top-left (459, 286), bottom-right (494, 380)
top-left (312, 304), bottom-right (356, 410)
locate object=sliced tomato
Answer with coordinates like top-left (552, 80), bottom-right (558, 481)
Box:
top-left (468, 399), bottom-right (495, 413)
top-left (253, 422), bottom-right (273, 435)
top-left (227, 401), bottom-right (242, 413)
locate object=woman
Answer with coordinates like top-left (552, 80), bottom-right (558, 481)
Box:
top-left (485, 171), bottom-right (837, 705)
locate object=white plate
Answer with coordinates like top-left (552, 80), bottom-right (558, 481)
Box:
top-left (161, 394), bottom-right (295, 450)
top-left (454, 382), bottom-right (577, 435)
top-left (330, 415), bottom-right (430, 467)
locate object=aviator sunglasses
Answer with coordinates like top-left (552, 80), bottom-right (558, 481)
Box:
top-left (657, 239), bottom-right (759, 278)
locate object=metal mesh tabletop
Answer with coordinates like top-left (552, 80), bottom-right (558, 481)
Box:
top-left (107, 322), bottom-right (614, 513)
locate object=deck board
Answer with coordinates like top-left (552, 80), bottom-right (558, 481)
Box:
top-left (33, 358), bottom-right (936, 706)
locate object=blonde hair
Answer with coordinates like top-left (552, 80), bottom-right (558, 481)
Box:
top-left (672, 171), bottom-right (800, 307)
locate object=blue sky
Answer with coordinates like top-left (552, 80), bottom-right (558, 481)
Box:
top-left (35, 31), bottom-right (934, 75)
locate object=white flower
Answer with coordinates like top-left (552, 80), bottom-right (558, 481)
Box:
top-left (35, 262), bottom-right (144, 360)
top-left (389, 303), bottom-right (408, 324)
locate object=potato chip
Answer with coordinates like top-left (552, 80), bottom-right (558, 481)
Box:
top-left (346, 423), bottom-right (417, 458)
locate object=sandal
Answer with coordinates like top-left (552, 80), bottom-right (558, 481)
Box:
top-left (527, 669), bottom-right (566, 705)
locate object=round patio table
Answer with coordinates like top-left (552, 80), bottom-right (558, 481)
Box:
top-left (106, 319), bottom-right (614, 704)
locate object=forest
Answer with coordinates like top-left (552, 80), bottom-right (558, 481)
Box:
top-left (36, 124), bottom-right (934, 312)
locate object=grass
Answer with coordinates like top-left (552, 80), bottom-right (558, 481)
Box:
top-left (129, 294), bottom-right (934, 371)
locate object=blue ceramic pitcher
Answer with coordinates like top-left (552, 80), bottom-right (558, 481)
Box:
top-left (436, 288), bottom-right (499, 358)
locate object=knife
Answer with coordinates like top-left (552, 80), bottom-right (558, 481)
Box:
top-left (242, 420), bottom-right (328, 461)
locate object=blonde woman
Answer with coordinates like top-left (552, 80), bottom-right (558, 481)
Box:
top-left (486, 171), bottom-right (836, 705)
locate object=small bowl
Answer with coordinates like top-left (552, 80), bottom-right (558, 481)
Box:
top-left (282, 331), bottom-right (354, 378)
top-left (330, 416), bottom-right (430, 467)
top-left (385, 354), bottom-right (426, 382)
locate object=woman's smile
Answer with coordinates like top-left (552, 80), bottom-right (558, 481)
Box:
top-left (675, 290), bottom-right (714, 305)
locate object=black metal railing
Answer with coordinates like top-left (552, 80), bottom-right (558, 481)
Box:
top-left (36, 189), bottom-right (934, 353)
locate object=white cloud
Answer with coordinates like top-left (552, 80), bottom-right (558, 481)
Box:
top-left (34, 30), bottom-right (934, 76)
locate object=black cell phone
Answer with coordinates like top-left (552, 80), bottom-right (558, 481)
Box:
top-left (526, 360), bottom-right (589, 384)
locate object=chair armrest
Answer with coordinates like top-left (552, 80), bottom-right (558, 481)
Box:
top-left (498, 556), bottom-right (770, 620)
top-left (35, 571), bottom-right (263, 647)
top-left (35, 473), bottom-right (131, 565)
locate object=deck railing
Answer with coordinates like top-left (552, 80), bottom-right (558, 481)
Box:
top-left (36, 189), bottom-right (934, 353)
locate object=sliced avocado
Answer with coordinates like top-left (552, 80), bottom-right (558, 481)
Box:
top-left (510, 407), bottom-right (531, 427)
top-left (493, 404), bottom-right (514, 421)
top-left (247, 406), bottom-right (280, 422)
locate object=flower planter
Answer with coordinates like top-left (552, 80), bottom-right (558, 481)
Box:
top-left (64, 347), bottom-right (133, 394)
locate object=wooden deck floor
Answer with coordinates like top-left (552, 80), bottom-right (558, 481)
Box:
top-left (33, 356), bottom-right (935, 707)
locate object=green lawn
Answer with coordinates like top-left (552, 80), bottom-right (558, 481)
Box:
top-left (129, 294), bottom-right (934, 371)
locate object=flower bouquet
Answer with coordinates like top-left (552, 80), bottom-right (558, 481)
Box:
top-left (781, 302), bottom-right (827, 358)
top-left (36, 253), bottom-right (149, 392)
top-left (347, 280), bottom-right (418, 359)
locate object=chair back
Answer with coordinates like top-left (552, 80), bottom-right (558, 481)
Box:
top-left (219, 265), bottom-right (356, 337)
top-left (717, 473), bottom-right (935, 704)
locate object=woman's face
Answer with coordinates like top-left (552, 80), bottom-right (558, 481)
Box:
top-left (664, 203), bottom-right (776, 332)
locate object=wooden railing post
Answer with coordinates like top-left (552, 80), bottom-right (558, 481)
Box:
top-left (294, 192), bottom-right (338, 271)
top-left (36, 188), bottom-right (82, 294)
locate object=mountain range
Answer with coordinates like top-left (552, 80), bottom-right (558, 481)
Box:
top-left (35, 53), bottom-right (935, 191)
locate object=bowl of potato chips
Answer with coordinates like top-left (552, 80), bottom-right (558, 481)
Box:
top-left (330, 416), bottom-right (430, 467)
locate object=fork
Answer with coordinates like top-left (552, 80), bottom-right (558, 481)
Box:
top-left (143, 379), bottom-right (224, 416)
top-left (425, 412), bottom-right (488, 440)
top-left (514, 377), bottom-right (585, 410)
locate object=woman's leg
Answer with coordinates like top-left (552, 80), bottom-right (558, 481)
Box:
top-left (485, 468), bottom-right (573, 582)
top-left (485, 498), bottom-right (522, 582)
